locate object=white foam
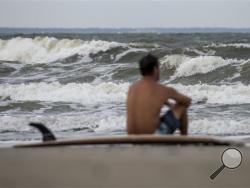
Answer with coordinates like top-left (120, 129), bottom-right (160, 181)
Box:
top-left (161, 54), bottom-right (190, 69)
top-left (1, 114), bottom-right (250, 136)
top-left (115, 48), bottom-right (148, 62)
top-left (0, 37), bottom-right (127, 64)
top-left (190, 118), bottom-right (250, 135)
top-left (184, 48), bottom-right (215, 56)
top-left (172, 83), bottom-right (250, 104)
top-left (129, 42), bottom-right (160, 48)
top-left (0, 114), bottom-right (125, 133)
top-left (1, 81), bottom-right (250, 106)
top-left (0, 82), bottom-right (129, 105)
top-left (207, 43), bottom-right (250, 48)
top-left (161, 55), bottom-right (234, 77)
top-left (175, 56), bottom-right (230, 77)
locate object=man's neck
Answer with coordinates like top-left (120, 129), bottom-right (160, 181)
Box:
top-left (142, 75), bottom-right (157, 82)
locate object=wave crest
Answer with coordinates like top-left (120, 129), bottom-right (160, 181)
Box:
top-left (161, 55), bottom-right (239, 77)
top-left (0, 37), bottom-right (127, 64)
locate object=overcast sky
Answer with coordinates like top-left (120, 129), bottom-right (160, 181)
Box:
top-left (0, 0), bottom-right (250, 28)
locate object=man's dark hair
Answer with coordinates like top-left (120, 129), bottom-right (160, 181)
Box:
top-left (139, 54), bottom-right (159, 76)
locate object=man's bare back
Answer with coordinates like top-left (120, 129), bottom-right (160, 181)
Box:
top-left (126, 54), bottom-right (191, 135)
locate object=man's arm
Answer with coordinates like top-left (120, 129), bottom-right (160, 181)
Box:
top-left (164, 86), bottom-right (191, 107)
top-left (160, 85), bottom-right (191, 135)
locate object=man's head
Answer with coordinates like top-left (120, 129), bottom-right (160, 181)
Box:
top-left (139, 54), bottom-right (160, 81)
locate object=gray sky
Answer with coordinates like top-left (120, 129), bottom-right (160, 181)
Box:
top-left (0, 0), bottom-right (250, 28)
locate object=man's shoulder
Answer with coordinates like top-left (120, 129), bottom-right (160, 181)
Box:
top-left (156, 83), bottom-right (173, 91)
top-left (129, 80), bottom-right (140, 89)
top-left (156, 84), bottom-right (178, 98)
top-left (128, 81), bottom-right (141, 94)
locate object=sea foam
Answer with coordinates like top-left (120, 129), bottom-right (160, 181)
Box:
top-left (0, 114), bottom-right (126, 133)
top-left (173, 83), bottom-right (250, 104)
top-left (1, 82), bottom-right (250, 105)
top-left (190, 118), bottom-right (250, 135)
top-left (1, 114), bottom-right (250, 136)
top-left (0, 82), bottom-right (129, 105)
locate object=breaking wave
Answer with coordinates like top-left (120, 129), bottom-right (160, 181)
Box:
top-left (161, 55), bottom-right (243, 77)
top-left (0, 37), bottom-right (127, 64)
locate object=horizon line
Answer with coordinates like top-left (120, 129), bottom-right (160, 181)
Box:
top-left (1, 27), bottom-right (250, 29)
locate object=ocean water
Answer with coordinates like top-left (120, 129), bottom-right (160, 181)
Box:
top-left (1, 30), bottom-right (250, 145)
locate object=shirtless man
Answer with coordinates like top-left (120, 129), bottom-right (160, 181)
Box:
top-left (126, 54), bottom-right (191, 135)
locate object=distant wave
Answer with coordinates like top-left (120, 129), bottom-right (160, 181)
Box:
top-left (207, 43), bottom-right (250, 48)
top-left (161, 55), bottom-right (244, 77)
top-left (0, 37), bottom-right (128, 64)
top-left (115, 48), bottom-right (148, 62)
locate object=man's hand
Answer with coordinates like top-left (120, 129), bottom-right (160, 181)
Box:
top-left (167, 87), bottom-right (191, 107)
top-left (165, 99), bottom-right (176, 109)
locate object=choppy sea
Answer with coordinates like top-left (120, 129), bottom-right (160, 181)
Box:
top-left (1, 29), bottom-right (250, 146)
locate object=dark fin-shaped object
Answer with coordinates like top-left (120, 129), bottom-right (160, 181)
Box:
top-left (29, 122), bottom-right (56, 142)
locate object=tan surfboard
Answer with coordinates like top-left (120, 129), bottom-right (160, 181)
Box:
top-left (14, 123), bottom-right (244, 148)
top-left (14, 135), bottom-right (244, 148)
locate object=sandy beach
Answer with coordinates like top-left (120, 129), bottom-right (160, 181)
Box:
top-left (0, 145), bottom-right (249, 188)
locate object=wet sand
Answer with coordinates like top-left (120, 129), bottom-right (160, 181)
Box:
top-left (0, 145), bottom-right (249, 188)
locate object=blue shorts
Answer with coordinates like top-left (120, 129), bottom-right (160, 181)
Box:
top-left (155, 110), bottom-right (180, 134)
